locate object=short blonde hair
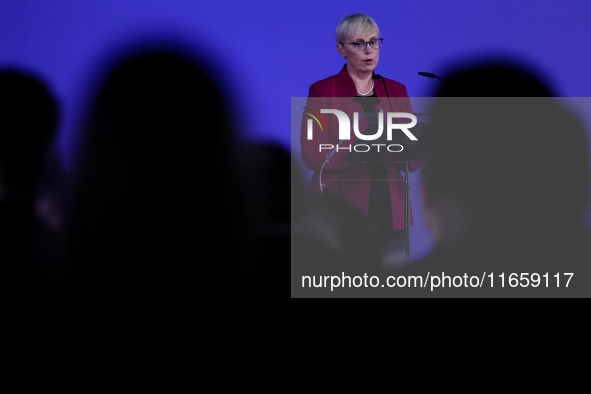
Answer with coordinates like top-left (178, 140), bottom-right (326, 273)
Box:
top-left (335, 14), bottom-right (379, 45)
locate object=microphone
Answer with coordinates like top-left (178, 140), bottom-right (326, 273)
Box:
top-left (418, 72), bottom-right (435, 78)
top-left (418, 71), bottom-right (445, 86)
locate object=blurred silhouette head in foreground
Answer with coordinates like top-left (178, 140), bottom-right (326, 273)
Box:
top-left (67, 43), bottom-right (240, 295)
top-left (421, 63), bottom-right (590, 266)
top-left (386, 62), bottom-right (591, 297)
top-left (0, 69), bottom-right (58, 200)
top-left (0, 69), bottom-right (59, 291)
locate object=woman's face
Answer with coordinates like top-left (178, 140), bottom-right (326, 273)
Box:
top-left (338, 28), bottom-right (380, 75)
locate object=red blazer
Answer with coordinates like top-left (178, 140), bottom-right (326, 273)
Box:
top-left (301, 64), bottom-right (421, 230)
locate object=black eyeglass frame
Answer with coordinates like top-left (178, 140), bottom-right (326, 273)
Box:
top-left (344, 38), bottom-right (384, 52)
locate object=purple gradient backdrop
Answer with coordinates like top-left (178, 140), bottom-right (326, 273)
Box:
top-left (2, 0), bottom-right (590, 258)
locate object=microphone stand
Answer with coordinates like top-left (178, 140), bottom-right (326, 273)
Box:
top-left (373, 74), bottom-right (411, 258)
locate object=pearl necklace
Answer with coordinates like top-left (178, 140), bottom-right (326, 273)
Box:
top-left (357, 80), bottom-right (374, 96)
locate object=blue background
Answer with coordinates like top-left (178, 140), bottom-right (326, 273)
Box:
top-left (2, 0), bottom-right (590, 258)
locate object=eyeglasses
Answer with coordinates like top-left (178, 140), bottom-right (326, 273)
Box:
top-left (345, 38), bottom-right (383, 52)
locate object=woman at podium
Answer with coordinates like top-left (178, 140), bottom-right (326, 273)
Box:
top-left (300, 14), bottom-right (421, 256)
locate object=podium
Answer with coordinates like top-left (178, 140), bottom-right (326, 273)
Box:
top-left (318, 113), bottom-right (429, 259)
